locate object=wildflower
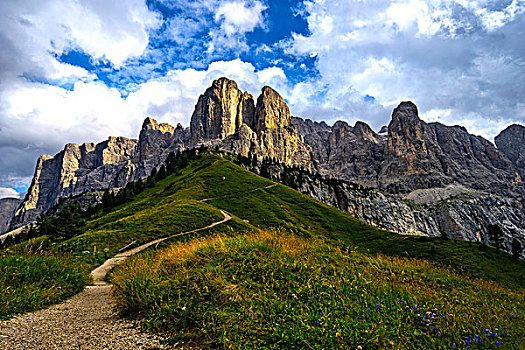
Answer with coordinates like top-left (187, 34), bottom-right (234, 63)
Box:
top-left (484, 328), bottom-right (490, 332)
top-left (181, 306), bottom-right (186, 311)
top-left (496, 341), bottom-right (500, 346)
top-left (452, 343), bottom-right (456, 347)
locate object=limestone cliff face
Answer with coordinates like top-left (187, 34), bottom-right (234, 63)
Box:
top-left (11, 137), bottom-right (138, 227)
top-left (255, 86), bottom-right (291, 132)
top-left (0, 198), bottom-right (21, 234)
top-left (134, 118), bottom-right (188, 179)
top-left (272, 167), bottom-right (524, 258)
top-left (291, 117), bottom-right (332, 164)
top-left (496, 124), bottom-right (525, 181)
top-left (297, 100), bottom-right (516, 194)
top-left (191, 78), bottom-right (314, 168)
top-left (190, 78), bottom-right (255, 145)
top-left (388, 102), bottom-right (428, 158)
top-left (9, 119), bottom-right (190, 230)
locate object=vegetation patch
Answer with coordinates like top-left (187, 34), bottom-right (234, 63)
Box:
top-left (112, 231), bottom-right (525, 349)
top-left (0, 254), bottom-right (88, 319)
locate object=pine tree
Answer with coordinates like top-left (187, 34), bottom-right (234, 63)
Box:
top-left (487, 224), bottom-right (504, 250)
top-left (157, 165), bottom-right (167, 180)
top-left (101, 189), bottom-right (114, 208)
top-left (166, 152), bottom-right (177, 173)
top-left (511, 238), bottom-right (522, 261)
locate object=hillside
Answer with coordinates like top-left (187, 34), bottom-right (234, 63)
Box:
top-left (1, 149), bottom-right (524, 348)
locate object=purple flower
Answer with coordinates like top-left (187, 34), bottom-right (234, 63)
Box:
top-left (496, 341), bottom-right (500, 346)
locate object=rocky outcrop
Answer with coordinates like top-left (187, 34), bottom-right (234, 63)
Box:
top-left (190, 78), bottom-right (255, 145)
top-left (272, 167), bottom-right (524, 258)
top-left (495, 124), bottom-right (525, 180)
top-left (289, 101), bottom-right (525, 255)
top-left (191, 78), bottom-right (314, 168)
top-left (0, 198), bottom-right (21, 234)
top-left (8, 114), bottom-right (194, 231)
top-left (134, 118), bottom-right (189, 179)
top-left (254, 86), bottom-right (291, 132)
top-left (296, 100), bottom-right (517, 194)
top-left (10, 137), bottom-right (138, 228)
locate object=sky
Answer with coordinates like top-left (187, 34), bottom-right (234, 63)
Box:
top-left (0, 0), bottom-right (524, 199)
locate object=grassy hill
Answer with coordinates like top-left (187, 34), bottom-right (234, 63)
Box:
top-left (1, 150), bottom-right (524, 348)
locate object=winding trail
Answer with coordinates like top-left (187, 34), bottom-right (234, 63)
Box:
top-left (0, 210), bottom-right (231, 350)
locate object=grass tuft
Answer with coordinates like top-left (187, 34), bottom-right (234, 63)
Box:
top-left (0, 254), bottom-right (88, 319)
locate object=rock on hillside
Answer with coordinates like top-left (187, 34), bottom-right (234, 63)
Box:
top-left (9, 117), bottom-right (189, 231)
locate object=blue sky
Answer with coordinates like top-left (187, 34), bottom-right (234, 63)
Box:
top-left (1, 0), bottom-right (524, 198)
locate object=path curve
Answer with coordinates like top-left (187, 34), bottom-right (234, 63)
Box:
top-left (0, 210), bottom-right (231, 349)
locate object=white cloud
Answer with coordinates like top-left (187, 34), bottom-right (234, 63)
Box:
top-left (288, 0), bottom-right (525, 136)
top-left (0, 188), bottom-right (19, 199)
top-left (209, 0), bottom-right (267, 51)
top-left (214, 1), bottom-right (267, 35)
top-left (0, 0), bottom-right (161, 188)
top-left (0, 0), bottom-right (159, 83)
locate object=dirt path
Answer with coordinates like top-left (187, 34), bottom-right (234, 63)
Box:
top-left (0, 210), bottom-right (231, 349)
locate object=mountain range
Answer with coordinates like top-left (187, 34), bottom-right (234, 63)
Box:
top-left (2, 77), bottom-right (524, 256)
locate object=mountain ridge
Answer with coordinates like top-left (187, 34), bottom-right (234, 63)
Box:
top-left (3, 77), bottom-right (525, 256)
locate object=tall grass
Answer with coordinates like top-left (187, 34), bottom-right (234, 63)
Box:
top-left (0, 254), bottom-right (88, 319)
top-left (112, 231), bottom-right (525, 349)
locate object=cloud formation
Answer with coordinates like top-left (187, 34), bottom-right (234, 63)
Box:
top-left (289, 0), bottom-right (525, 137)
top-left (0, 188), bottom-right (20, 200)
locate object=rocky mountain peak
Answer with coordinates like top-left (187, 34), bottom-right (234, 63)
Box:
top-left (254, 86), bottom-right (291, 133)
top-left (329, 121), bottom-right (352, 150)
top-left (190, 77), bottom-right (253, 145)
top-left (495, 124), bottom-right (525, 177)
top-left (388, 101), bottom-right (428, 159)
top-left (353, 121), bottom-right (379, 143)
top-left (142, 117), bottom-right (175, 134)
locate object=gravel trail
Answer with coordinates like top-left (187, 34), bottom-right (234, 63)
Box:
top-left (0, 211), bottom-right (231, 349)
